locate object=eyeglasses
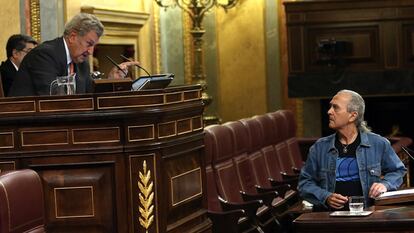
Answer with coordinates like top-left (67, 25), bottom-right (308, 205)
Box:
top-left (19, 48), bottom-right (32, 54)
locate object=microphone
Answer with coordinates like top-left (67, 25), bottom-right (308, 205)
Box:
top-left (105, 55), bottom-right (127, 76)
top-left (401, 146), bottom-right (414, 161)
top-left (119, 54), bottom-right (152, 78)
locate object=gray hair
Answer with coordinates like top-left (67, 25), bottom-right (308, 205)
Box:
top-left (63, 13), bottom-right (104, 38)
top-left (338, 89), bottom-right (371, 132)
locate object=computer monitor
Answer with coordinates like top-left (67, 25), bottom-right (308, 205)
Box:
top-left (132, 73), bottom-right (174, 91)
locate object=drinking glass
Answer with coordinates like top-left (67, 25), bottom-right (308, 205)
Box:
top-left (50, 73), bottom-right (76, 95)
top-left (349, 196), bottom-right (364, 213)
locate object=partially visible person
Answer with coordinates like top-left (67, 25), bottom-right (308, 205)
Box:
top-left (8, 13), bottom-right (139, 97)
top-left (0, 34), bottom-right (37, 96)
top-left (298, 89), bottom-right (406, 211)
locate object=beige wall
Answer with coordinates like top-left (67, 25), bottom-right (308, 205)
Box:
top-left (216, 1), bottom-right (268, 122)
top-left (0, 2), bottom-right (21, 60)
top-left (65, 0), bottom-right (142, 20)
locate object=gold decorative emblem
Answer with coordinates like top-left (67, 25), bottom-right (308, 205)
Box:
top-left (30, 0), bottom-right (41, 41)
top-left (138, 160), bottom-right (154, 233)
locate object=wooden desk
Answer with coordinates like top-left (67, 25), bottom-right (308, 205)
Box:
top-left (294, 206), bottom-right (414, 233)
top-left (0, 85), bottom-right (211, 233)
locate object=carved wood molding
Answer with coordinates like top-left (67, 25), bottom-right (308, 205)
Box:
top-left (81, 6), bottom-right (149, 30)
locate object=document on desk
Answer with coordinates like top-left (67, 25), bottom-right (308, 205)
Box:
top-left (377, 188), bottom-right (414, 198)
top-left (375, 188), bottom-right (414, 205)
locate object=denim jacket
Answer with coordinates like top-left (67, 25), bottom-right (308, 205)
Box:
top-left (298, 130), bottom-right (407, 209)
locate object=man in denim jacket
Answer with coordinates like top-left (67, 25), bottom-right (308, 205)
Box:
top-left (298, 89), bottom-right (406, 210)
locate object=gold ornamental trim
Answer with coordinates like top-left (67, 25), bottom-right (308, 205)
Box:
top-left (153, 2), bottom-right (162, 74)
top-left (183, 11), bottom-right (192, 84)
top-left (138, 160), bottom-right (154, 233)
top-left (30, 0), bottom-right (41, 41)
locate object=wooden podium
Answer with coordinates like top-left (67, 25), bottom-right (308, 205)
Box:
top-left (0, 85), bottom-right (211, 233)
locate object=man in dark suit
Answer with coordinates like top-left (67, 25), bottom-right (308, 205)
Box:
top-left (9, 13), bottom-right (139, 97)
top-left (0, 34), bottom-right (37, 96)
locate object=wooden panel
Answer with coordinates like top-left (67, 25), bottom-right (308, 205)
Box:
top-left (0, 161), bottom-right (16, 173)
top-left (0, 101), bottom-right (35, 114)
top-left (171, 167), bottom-right (202, 206)
top-left (165, 92), bottom-right (182, 103)
top-left (399, 7), bottom-right (414, 18)
top-left (192, 116), bottom-right (203, 131)
top-left (164, 150), bottom-right (204, 230)
top-left (54, 186), bottom-right (94, 218)
top-left (307, 25), bottom-right (380, 71)
top-left (0, 132), bottom-right (14, 149)
top-left (21, 129), bottom-right (69, 147)
top-left (72, 127), bottom-right (120, 144)
top-left (97, 95), bottom-right (164, 109)
top-left (288, 26), bottom-right (304, 72)
top-left (177, 118), bottom-right (192, 135)
top-left (39, 98), bottom-right (94, 112)
top-left (284, 0), bottom-right (414, 98)
top-left (287, 13), bottom-right (304, 24)
top-left (183, 90), bottom-right (200, 101)
top-left (128, 125), bottom-right (155, 142)
top-left (158, 121), bottom-right (176, 138)
top-left (38, 163), bottom-right (116, 233)
top-left (402, 24), bottom-right (414, 66)
top-left (382, 21), bottom-right (399, 68)
top-left (305, 8), bottom-right (396, 23)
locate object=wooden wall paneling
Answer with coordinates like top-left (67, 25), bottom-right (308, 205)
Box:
top-left (288, 26), bottom-right (305, 73)
top-left (164, 150), bottom-right (205, 233)
top-left (306, 24), bottom-right (381, 71)
top-left (284, 0), bottom-right (414, 74)
top-left (402, 22), bottom-right (414, 67)
top-left (382, 21), bottom-right (400, 69)
top-left (284, 0), bottom-right (414, 98)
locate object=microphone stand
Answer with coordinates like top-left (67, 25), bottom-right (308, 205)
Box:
top-left (401, 146), bottom-right (414, 161)
top-left (105, 55), bottom-right (127, 77)
top-left (120, 54), bottom-right (152, 78)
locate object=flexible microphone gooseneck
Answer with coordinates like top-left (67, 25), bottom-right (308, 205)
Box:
top-left (401, 146), bottom-right (414, 161)
top-left (119, 54), bottom-right (152, 78)
top-left (105, 55), bottom-right (128, 76)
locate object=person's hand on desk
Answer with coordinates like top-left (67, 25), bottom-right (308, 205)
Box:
top-left (107, 61), bottom-right (141, 79)
top-left (369, 182), bottom-right (387, 198)
top-left (327, 193), bottom-right (348, 209)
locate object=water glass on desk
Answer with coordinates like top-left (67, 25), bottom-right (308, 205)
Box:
top-left (349, 196), bottom-right (364, 213)
top-left (49, 73), bottom-right (76, 95)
